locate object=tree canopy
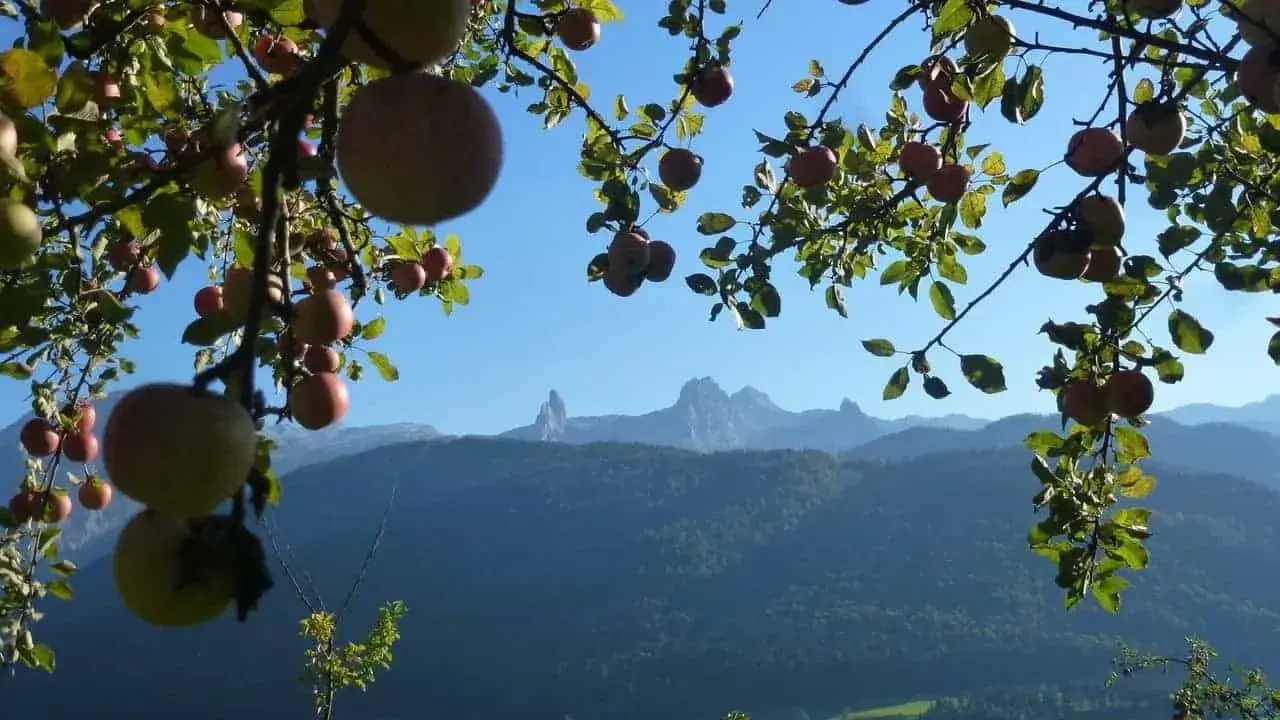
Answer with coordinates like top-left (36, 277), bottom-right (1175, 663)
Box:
top-left (0, 2), bottom-right (1275, 718)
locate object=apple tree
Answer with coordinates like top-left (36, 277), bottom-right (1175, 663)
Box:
top-left (0, 0), bottom-right (1271, 702)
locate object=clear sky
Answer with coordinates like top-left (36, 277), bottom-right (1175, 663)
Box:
top-left (1, 3), bottom-right (1276, 434)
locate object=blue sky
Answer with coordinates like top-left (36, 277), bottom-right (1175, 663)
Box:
top-left (1, 3), bottom-right (1276, 434)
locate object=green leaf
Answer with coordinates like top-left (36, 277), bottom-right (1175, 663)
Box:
top-left (143, 194), bottom-right (198, 279)
top-left (19, 643), bottom-right (55, 673)
top-left (181, 315), bottom-right (238, 347)
top-left (46, 579), bottom-right (72, 601)
top-left (0, 48), bottom-right (57, 108)
top-left (861, 338), bottom-right (896, 357)
top-left (882, 365), bottom-right (910, 400)
top-left (361, 316), bottom-right (386, 341)
top-left (923, 376), bottom-right (951, 399)
top-left (1002, 169), bottom-right (1039, 206)
top-left (1133, 78), bottom-right (1155, 104)
top-left (928, 281), bottom-right (957, 320)
top-left (1269, 331), bottom-right (1280, 365)
top-left (958, 191), bottom-right (986, 229)
top-left (1167, 309), bottom-right (1214, 354)
top-left (980, 152), bottom-right (1006, 176)
top-left (366, 351), bottom-right (399, 382)
top-left (825, 285), bottom-right (847, 317)
top-left (1116, 466), bottom-right (1157, 499)
top-left (0, 361), bottom-right (32, 379)
top-left (1091, 574), bottom-right (1129, 614)
top-left (1112, 507), bottom-right (1152, 534)
top-left (959, 354), bottom-right (1006, 394)
top-left (685, 273), bottom-right (717, 295)
top-left (695, 212), bottom-right (736, 235)
top-left (1113, 426), bottom-right (1151, 464)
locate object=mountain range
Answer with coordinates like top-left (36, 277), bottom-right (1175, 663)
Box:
top-left (4, 377), bottom-right (1277, 569)
top-left (6, 434), bottom-right (1280, 719)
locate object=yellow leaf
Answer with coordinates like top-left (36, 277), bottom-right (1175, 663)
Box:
top-left (0, 49), bottom-right (56, 109)
top-left (580, 0), bottom-right (623, 22)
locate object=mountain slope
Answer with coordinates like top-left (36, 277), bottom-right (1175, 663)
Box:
top-left (8, 438), bottom-right (1280, 720)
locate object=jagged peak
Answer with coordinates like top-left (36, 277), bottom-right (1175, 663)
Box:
top-left (730, 385), bottom-right (777, 409)
top-left (676, 376), bottom-right (728, 406)
top-left (547, 389), bottom-right (567, 417)
top-left (839, 398), bottom-right (864, 415)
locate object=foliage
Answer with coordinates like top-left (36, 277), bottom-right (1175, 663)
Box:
top-left (300, 600), bottom-right (407, 719)
top-left (1110, 638), bottom-right (1280, 720)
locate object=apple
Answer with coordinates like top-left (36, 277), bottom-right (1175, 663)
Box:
top-left (690, 65), bottom-right (735, 108)
top-left (303, 0), bottom-right (469, 69)
top-left (1062, 381), bottom-right (1109, 427)
top-left (917, 55), bottom-right (959, 90)
top-left (1083, 246), bottom-right (1122, 283)
top-left (1104, 370), bottom-right (1154, 419)
top-left (1075, 194), bottom-right (1125, 247)
top-left (104, 127), bottom-right (124, 151)
top-left (293, 290), bottom-right (354, 345)
top-left (44, 492), bottom-right (72, 523)
top-left (193, 285), bottom-right (224, 318)
top-left (112, 510), bottom-right (235, 627)
top-left (253, 35), bottom-right (302, 75)
top-left (289, 372), bottom-right (350, 430)
top-left (645, 240), bottom-right (676, 283)
top-left (162, 127), bottom-right (188, 154)
top-left (422, 246), bottom-right (454, 282)
top-left (43, 0), bottom-right (91, 30)
top-left (63, 401), bottom-right (95, 434)
top-left (1127, 104), bottom-right (1185, 156)
top-left (298, 140), bottom-right (316, 159)
top-left (963, 15), bottom-right (1015, 59)
top-left (21, 419), bottom-right (61, 457)
top-left (303, 345), bottom-right (341, 374)
top-left (608, 230), bottom-right (650, 277)
top-left (0, 113), bottom-right (18, 157)
top-left (78, 478), bottom-right (112, 511)
top-left (127, 265), bottom-right (160, 294)
top-left (337, 72), bottom-right (503, 226)
top-left (190, 5), bottom-right (243, 38)
top-left (898, 141), bottom-right (941, 183)
top-left (1064, 127), bottom-right (1124, 177)
top-left (926, 164), bottom-right (970, 204)
top-left (390, 261), bottom-right (427, 293)
top-left (104, 383), bottom-right (256, 518)
top-left (787, 146), bottom-right (839, 189)
top-left (557, 7), bottom-right (600, 51)
top-left (8, 491), bottom-right (38, 523)
top-left (1130, 0), bottom-right (1182, 19)
top-left (221, 268), bottom-right (285, 323)
top-left (0, 199), bottom-right (43, 271)
top-left (306, 265), bottom-right (338, 292)
top-left (1235, 45), bottom-right (1280, 113)
top-left (658, 148), bottom-right (703, 192)
top-left (1230, 0), bottom-right (1280, 46)
top-left (603, 265), bottom-right (642, 297)
top-left (1033, 229), bottom-right (1091, 280)
top-left (139, 9), bottom-right (167, 34)
top-left (188, 142), bottom-right (250, 199)
top-left (95, 73), bottom-right (121, 104)
top-left (106, 239), bottom-right (140, 272)
top-left (922, 82), bottom-right (967, 123)
top-left (62, 431), bottom-right (99, 463)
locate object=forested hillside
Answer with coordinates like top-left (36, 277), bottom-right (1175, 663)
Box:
top-left (8, 438), bottom-right (1279, 720)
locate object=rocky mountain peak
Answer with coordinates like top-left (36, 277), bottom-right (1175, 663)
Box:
top-left (676, 376), bottom-right (729, 408)
top-left (730, 385), bottom-right (778, 410)
top-left (533, 389), bottom-right (568, 441)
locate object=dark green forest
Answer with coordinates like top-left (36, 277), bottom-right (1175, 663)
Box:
top-left (7, 435), bottom-right (1279, 719)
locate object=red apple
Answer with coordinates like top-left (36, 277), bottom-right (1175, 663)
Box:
top-left (194, 285), bottom-right (224, 318)
top-left (422, 247), bottom-right (453, 281)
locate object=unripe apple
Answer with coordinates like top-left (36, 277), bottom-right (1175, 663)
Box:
top-left (0, 113), bottom-right (18, 158)
top-left (0, 199), bottom-right (42, 271)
